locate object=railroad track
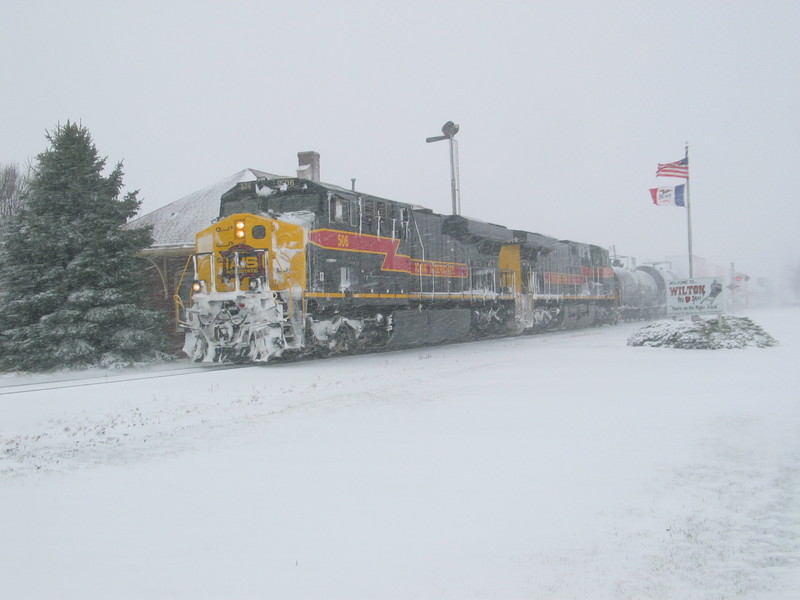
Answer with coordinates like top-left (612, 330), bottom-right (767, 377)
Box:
top-left (0, 363), bottom-right (250, 397)
top-left (0, 323), bottom-right (628, 398)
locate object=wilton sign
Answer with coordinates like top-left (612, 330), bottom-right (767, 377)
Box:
top-left (666, 277), bottom-right (725, 317)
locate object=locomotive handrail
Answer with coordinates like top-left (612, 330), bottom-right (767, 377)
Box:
top-left (173, 294), bottom-right (188, 328)
top-left (173, 253), bottom-right (198, 300)
top-left (173, 253), bottom-right (199, 327)
top-left (499, 268), bottom-right (516, 295)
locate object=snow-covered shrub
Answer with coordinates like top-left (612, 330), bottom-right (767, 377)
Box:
top-left (627, 315), bottom-right (778, 350)
top-left (0, 122), bottom-right (168, 372)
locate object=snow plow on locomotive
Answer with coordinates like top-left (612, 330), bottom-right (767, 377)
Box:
top-left (174, 177), bottom-right (657, 363)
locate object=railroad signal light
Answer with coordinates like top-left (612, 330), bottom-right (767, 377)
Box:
top-left (441, 120), bottom-right (459, 138)
top-left (425, 121), bottom-right (462, 216)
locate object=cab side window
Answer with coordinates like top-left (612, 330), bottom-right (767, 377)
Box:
top-left (329, 195), bottom-right (351, 224)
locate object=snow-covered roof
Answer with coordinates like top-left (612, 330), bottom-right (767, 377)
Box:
top-left (126, 168), bottom-right (284, 256)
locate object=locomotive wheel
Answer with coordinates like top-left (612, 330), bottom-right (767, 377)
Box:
top-left (332, 323), bottom-right (356, 354)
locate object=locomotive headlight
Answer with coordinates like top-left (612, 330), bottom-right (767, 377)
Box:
top-left (235, 220), bottom-right (246, 238)
top-left (191, 280), bottom-right (203, 293)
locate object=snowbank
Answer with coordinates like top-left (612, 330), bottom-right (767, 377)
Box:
top-left (627, 314), bottom-right (779, 349)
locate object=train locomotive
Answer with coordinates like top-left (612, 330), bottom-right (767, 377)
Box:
top-left (174, 177), bottom-right (669, 363)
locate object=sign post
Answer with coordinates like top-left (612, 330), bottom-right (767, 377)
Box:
top-left (666, 277), bottom-right (725, 317)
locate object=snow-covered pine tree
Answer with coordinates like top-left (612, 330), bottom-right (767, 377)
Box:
top-left (0, 122), bottom-right (167, 371)
top-left (0, 162), bottom-right (30, 223)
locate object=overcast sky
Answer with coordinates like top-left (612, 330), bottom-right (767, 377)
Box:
top-left (2, 1), bottom-right (798, 281)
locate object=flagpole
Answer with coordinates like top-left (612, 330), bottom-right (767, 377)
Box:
top-left (685, 142), bottom-right (694, 278)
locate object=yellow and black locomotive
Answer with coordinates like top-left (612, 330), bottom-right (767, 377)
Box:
top-left (175, 177), bottom-right (656, 363)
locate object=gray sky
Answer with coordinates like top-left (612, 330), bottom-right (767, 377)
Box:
top-left (2, 0), bottom-right (798, 282)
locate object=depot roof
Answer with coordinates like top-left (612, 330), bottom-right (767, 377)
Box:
top-left (125, 168), bottom-right (282, 256)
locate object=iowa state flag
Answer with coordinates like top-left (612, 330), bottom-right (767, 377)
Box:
top-left (650, 184), bottom-right (686, 206)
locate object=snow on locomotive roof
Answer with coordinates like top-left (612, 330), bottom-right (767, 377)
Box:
top-left (513, 230), bottom-right (562, 251)
top-left (255, 177), bottom-right (400, 205)
top-left (442, 214), bottom-right (514, 244)
top-left (442, 214), bottom-right (564, 252)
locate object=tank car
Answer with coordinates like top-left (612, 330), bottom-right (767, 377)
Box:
top-left (174, 177), bottom-right (628, 363)
top-left (612, 264), bottom-right (671, 320)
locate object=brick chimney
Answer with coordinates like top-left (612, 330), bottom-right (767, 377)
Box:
top-left (297, 151), bottom-right (320, 182)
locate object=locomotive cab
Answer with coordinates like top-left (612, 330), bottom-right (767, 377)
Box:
top-left (175, 210), bottom-right (308, 363)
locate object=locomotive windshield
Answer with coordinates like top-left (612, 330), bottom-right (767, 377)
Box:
top-left (220, 183), bottom-right (323, 217)
top-left (263, 193), bottom-right (323, 215)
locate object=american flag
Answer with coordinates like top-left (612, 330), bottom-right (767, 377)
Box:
top-left (656, 157), bottom-right (689, 178)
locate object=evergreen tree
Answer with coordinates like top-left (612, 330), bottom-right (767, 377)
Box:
top-left (0, 122), bottom-right (167, 371)
top-left (0, 161), bottom-right (30, 222)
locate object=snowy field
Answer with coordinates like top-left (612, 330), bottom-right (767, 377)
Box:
top-left (2, 307), bottom-right (799, 599)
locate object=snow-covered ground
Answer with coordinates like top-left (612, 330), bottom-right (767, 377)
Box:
top-left (2, 308), bottom-right (799, 599)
